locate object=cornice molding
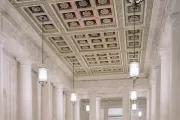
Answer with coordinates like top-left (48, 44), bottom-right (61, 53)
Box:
top-left (75, 73), bottom-right (146, 81)
top-left (80, 90), bottom-right (147, 99)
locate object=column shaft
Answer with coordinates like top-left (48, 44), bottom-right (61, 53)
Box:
top-left (122, 92), bottom-right (130, 120)
top-left (170, 13), bottom-right (180, 120)
top-left (0, 42), bottom-right (3, 120)
top-left (18, 59), bottom-right (33, 120)
top-left (41, 82), bottom-right (52, 120)
top-left (146, 89), bottom-right (151, 120)
top-left (63, 94), bottom-right (66, 120)
top-left (150, 83), bottom-right (156, 120)
top-left (159, 49), bottom-right (170, 120)
top-left (155, 67), bottom-right (161, 120)
top-left (89, 94), bottom-right (96, 120)
top-left (96, 97), bottom-right (101, 120)
top-left (75, 98), bottom-right (80, 120)
top-left (66, 94), bottom-right (72, 120)
top-left (104, 107), bottom-right (108, 120)
top-left (54, 85), bottom-right (64, 120)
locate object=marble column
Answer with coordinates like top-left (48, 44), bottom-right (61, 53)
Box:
top-left (150, 80), bottom-right (156, 120)
top-left (63, 94), bottom-right (66, 120)
top-left (155, 66), bottom-right (161, 120)
top-left (85, 107), bottom-right (89, 120)
top-left (41, 82), bottom-right (53, 120)
top-left (104, 106), bottom-right (108, 120)
top-left (96, 97), bottom-right (101, 120)
top-left (169, 11), bottom-right (180, 119)
top-left (122, 92), bottom-right (130, 120)
top-left (159, 49), bottom-right (170, 120)
top-left (17, 58), bottom-right (33, 120)
top-left (75, 97), bottom-right (81, 120)
top-left (66, 93), bottom-right (72, 120)
top-left (146, 89), bottom-right (151, 120)
top-left (89, 93), bottom-right (96, 120)
top-left (54, 84), bottom-right (64, 120)
top-left (149, 68), bottom-right (157, 120)
top-left (0, 38), bottom-right (3, 120)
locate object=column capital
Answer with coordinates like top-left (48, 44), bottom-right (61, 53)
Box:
top-left (155, 66), bottom-right (161, 70)
top-left (76, 94), bottom-right (82, 101)
top-left (16, 57), bottom-right (33, 65)
top-left (170, 12), bottom-right (180, 28)
top-left (64, 91), bottom-right (71, 96)
top-left (96, 97), bottom-right (101, 101)
top-left (89, 90), bottom-right (97, 95)
top-left (103, 101), bottom-right (109, 107)
top-left (159, 48), bottom-right (171, 58)
top-left (53, 84), bottom-right (63, 90)
top-left (122, 89), bottom-right (130, 94)
top-left (150, 79), bottom-right (156, 86)
top-left (149, 68), bottom-right (156, 85)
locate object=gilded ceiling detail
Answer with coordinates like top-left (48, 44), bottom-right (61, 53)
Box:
top-left (8, 0), bottom-right (153, 76)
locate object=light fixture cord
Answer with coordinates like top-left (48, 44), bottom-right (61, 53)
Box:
top-left (73, 60), bottom-right (74, 92)
top-left (1, 14), bottom-right (2, 31)
top-left (41, 17), bottom-right (44, 65)
top-left (133, 79), bottom-right (136, 89)
top-left (133, 3), bottom-right (136, 58)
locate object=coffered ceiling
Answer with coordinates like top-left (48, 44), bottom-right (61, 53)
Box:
top-left (8, 0), bottom-right (153, 76)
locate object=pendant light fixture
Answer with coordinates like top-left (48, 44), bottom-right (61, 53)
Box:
top-left (38, 17), bottom-right (47, 87)
top-left (71, 61), bottom-right (77, 104)
top-left (130, 77), bottom-right (137, 101)
top-left (129, 2), bottom-right (140, 80)
top-left (130, 79), bottom-right (137, 112)
top-left (86, 105), bottom-right (90, 112)
top-left (131, 102), bottom-right (137, 111)
top-left (130, 90), bottom-right (137, 101)
top-left (138, 111), bottom-right (142, 118)
top-left (129, 2), bottom-right (139, 112)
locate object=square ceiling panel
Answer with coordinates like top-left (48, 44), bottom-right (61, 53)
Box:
top-left (51, 0), bottom-right (117, 31)
top-left (124, 0), bottom-right (145, 26)
top-left (23, 5), bottom-right (59, 33)
top-left (8, 0), bottom-right (153, 76)
top-left (125, 29), bottom-right (143, 49)
top-left (71, 31), bottom-right (120, 52)
top-left (83, 52), bottom-right (122, 66)
top-left (127, 51), bottom-right (141, 64)
top-left (90, 66), bottom-right (124, 75)
top-left (48, 36), bottom-right (73, 53)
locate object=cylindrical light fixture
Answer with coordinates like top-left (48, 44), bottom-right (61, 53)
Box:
top-left (130, 90), bottom-right (137, 101)
top-left (132, 103), bottom-right (137, 111)
top-left (86, 105), bottom-right (90, 112)
top-left (138, 111), bottom-right (142, 118)
top-left (130, 62), bottom-right (139, 79)
top-left (71, 92), bottom-right (77, 104)
top-left (38, 67), bottom-right (47, 84)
